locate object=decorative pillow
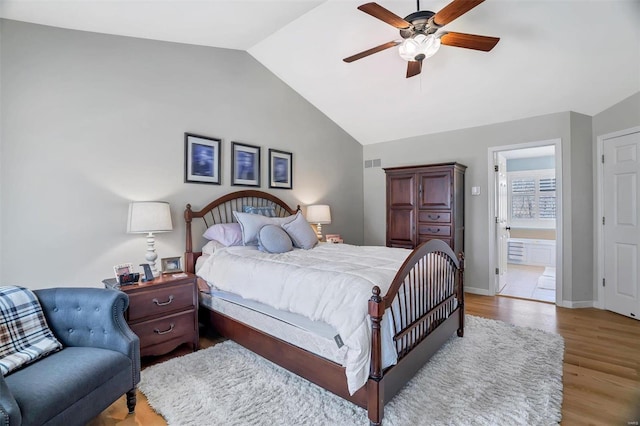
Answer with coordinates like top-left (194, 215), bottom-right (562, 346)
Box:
top-left (243, 205), bottom-right (277, 217)
top-left (233, 211), bottom-right (296, 246)
top-left (258, 225), bottom-right (293, 254)
top-left (202, 223), bottom-right (243, 246)
top-left (282, 212), bottom-right (319, 250)
top-left (0, 286), bottom-right (63, 376)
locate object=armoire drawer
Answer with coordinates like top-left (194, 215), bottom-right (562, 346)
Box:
top-left (418, 224), bottom-right (452, 237)
top-left (418, 211), bottom-right (451, 223)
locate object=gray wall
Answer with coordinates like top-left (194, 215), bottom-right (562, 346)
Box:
top-left (0, 20), bottom-right (364, 289)
top-left (362, 112), bottom-right (591, 302)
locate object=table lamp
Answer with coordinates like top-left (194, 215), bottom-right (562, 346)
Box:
top-left (127, 201), bottom-right (173, 277)
top-left (306, 204), bottom-right (331, 240)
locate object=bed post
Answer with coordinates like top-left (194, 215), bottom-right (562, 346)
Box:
top-left (457, 252), bottom-right (465, 338)
top-left (184, 204), bottom-right (195, 273)
top-left (368, 286), bottom-right (384, 426)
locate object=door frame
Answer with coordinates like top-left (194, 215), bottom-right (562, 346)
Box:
top-left (595, 126), bottom-right (640, 309)
top-left (487, 138), bottom-right (563, 305)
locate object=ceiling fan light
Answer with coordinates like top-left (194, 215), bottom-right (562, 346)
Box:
top-left (398, 38), bottom-right (419, 61)
top-left (423, 36), bottom-right (441, 59)
top-left (399, 34), bottom-right (441, 62)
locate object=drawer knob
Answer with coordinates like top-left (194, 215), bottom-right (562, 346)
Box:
top-left (154, 323), bottom-right (175, 335)
top-left (152, 295), bottom-right (174, 306)
top-left (428, 214), bottom-right (441, 220)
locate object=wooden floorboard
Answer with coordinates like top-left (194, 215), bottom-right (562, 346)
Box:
top-left (88, 294), bottom-right (640, 425)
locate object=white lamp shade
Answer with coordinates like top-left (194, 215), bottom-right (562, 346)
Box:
top-left (127, 201), bottom-right (173, 233)
top-left (306, 205), bottom-right (331, 224)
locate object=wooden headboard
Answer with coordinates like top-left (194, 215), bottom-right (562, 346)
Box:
top-left (184, 190), bottom-right (299, 273)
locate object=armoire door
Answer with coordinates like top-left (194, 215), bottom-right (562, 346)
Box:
top-left (418, 169), bottom-right (452, 210)
top-left (387, 173), bottom-right (416, 247)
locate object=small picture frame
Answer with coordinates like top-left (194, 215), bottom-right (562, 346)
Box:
top-left (269, 149), bottom-right (293, 189)
top-left (161, 257), bottom-right (183, 274)
top-left (325, 234), bottom-right (343, 244)
top-left (113, 263), bottom-right (134, 279)
top-left (185, 133), bottom-right (222, 185)
top-left (231, 142), bottom-right (261, 187)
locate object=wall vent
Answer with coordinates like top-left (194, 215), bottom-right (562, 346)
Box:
top-left (364, 160), bottom-right (373, 168)
top-left (372, 159), bottom-right (381, 167)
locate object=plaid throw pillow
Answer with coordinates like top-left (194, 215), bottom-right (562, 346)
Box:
top-left (0, 286), bottom-right (63, 376)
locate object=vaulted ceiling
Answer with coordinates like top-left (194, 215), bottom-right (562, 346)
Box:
top-left (2, 0), bottom-right (638, 145)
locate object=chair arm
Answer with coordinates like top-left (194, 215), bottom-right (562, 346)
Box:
top-left (0, 375), bottom-right (21, 426)
top-left (34, 288), bottom-right (140, 385)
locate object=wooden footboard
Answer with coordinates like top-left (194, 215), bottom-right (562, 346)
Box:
top-left (367, 239), bottom-right (464, 425)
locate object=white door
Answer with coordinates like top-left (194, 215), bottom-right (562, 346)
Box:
top-left (604, 130), bottom-right (640, 320)
top-left (495, 153), bottom-right (509, 292)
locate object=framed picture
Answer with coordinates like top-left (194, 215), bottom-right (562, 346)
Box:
top-left (185, 133), bottom-right (221, 185)
top-left (231, 142), bottom-right (261, 187)
top-left (161, 257), bottom-right (183, 274)
top-left (268, 149), bottom-right (293, 189)
top-left (113, 263), bottom-right (133, 279)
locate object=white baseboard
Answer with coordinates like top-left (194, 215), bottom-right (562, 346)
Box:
top-left (560, 300), bottom-right (595, 308)
top-left (465, 287), bottom-right (490, 296)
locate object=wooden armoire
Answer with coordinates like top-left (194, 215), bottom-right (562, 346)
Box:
top-left (385, 162), bottom-right (466, 255)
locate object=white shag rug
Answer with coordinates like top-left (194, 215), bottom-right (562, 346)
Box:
top-left (139, 315), bottom-right (564, 425)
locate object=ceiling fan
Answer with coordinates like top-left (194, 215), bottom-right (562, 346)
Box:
top-left (343, 0), bottom-right (500, 78)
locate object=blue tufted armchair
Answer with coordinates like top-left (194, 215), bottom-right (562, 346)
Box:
top-left (0, 288), bottom-right (140, 426)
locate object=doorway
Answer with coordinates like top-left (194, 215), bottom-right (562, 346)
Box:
top-left (488, 140), bottom-right (563, 305)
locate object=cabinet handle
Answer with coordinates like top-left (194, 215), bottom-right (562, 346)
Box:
top-left (427, 228), bottom-right (441, 233)
top-left (154, 323), bottom-right (175, 335)
top-left (152, 295), bottom-right (174, 306)
top-left (428, 214), bottom-right (441, 220)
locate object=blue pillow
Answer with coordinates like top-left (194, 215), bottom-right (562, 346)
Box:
top-left (243, 205), bottom-right (277, 217)
top-left (258, 225), bottom-right (293, 253)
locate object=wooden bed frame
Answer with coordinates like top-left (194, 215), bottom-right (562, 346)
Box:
top-left (184, 190), bottom-right (464, 425)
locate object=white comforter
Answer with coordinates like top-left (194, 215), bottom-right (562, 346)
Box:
top-left (196, 242), bottom-right (411, 394)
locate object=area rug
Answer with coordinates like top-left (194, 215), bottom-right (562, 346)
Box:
top-left (139, 315), bottom-right (564, 425)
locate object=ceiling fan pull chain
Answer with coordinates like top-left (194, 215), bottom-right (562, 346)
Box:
top-left (416, 0), bottom-right (420, 12)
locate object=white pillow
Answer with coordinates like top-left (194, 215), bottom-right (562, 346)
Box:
top-left (233, 211), bottom-right (296, 246)
top-left (282, 212), bottom-right (318, 250)
top-left (201, 240), bottom-right (225, 256)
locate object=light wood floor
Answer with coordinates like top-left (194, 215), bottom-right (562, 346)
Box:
top-left (89, 294), bottom-right (640, 425)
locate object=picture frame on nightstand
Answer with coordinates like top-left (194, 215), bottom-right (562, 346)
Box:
top-left (161, 256), bottom-right (183, 274)
top-left (113, 263), bottom-right (133, 278)
top-left (325, 234), bottom-right (343, 244)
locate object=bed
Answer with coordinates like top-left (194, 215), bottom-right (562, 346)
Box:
top-left (184, 190), bottom-right (464, 425)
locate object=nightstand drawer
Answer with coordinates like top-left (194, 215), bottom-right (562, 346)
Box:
top-left (128, 283), bottom-right (194, 321)
top-left (130, 310), bottom-right (196, 348)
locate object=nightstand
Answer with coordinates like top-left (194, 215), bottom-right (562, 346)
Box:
top-left (103, 273), bottom-right (199, 357)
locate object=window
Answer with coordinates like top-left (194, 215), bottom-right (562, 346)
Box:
top-left (508, 170), bottom-right (556, 228)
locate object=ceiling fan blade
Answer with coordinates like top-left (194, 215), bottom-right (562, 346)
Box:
top-left (433, 0), bottom-right (485, 27)
top-left (343, 41), bottom-right (400, 63)
top-left (358, 3), bottom-right (412, 29)
top-left (440, 32), bottom-right (500, 51)
top-left (406, 60), bottom-right (422, 78)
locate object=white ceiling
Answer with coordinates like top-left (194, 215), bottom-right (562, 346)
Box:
top-left (2, 0), bottom-right (639, 145)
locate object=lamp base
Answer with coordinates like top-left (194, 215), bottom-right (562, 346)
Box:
top-left (145, 233), bottom-right (159, 277)
top-left (315, 223), bottom-right (323, 241)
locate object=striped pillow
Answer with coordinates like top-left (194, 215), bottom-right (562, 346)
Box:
top-left (0, 286), bottom-right (63, 376)
top-left (243, 205), bottom-right (277, 217)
